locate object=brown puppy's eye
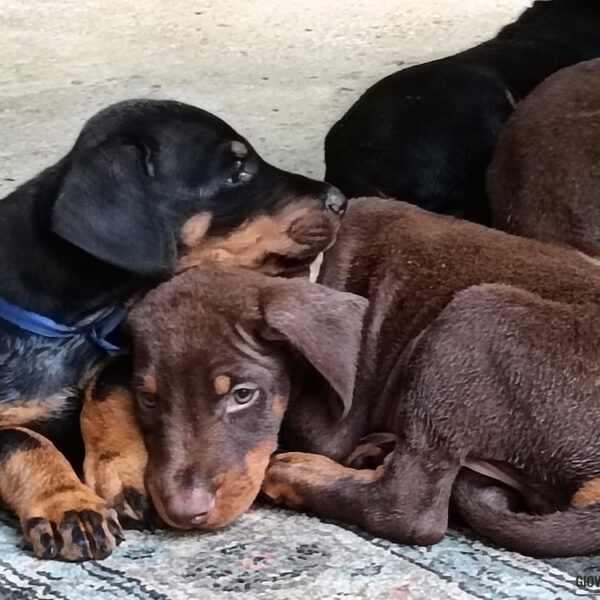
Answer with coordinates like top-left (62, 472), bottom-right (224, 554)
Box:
top-left (226, 383), bottom-right (260, 413)
top-left (233, 387), bottom-right (256, 404)
top-left (138, 391), bottom-right (157, 410)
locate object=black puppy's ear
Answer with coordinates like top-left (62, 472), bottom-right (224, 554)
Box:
top-left (260, 279), bottom-right (368, 417)
top-left (51, 139), bottom-right (175, 277)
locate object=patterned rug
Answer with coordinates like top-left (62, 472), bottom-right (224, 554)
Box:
top-left (0, 504), bottom-right (597, 600)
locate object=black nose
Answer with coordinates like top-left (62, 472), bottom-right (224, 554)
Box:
top-left (325, 186), bottom-right (347, 215)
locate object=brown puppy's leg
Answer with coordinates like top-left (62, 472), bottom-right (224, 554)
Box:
top-left (571, 478), bottom-right (600, 508)
top-left (345, 432), bottom-right (398, 470)
top-left (81, 358), bottom-right (153, 530)
top-left (262, 445), bottom-right (458, 545)
top-left (0, 427), bottom-right (123, 560)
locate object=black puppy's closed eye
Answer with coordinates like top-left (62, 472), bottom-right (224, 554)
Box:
top-left (226, 160), bottom-right (254, 186)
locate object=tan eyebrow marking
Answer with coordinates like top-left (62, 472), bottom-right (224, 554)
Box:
top-left (143, 375), bottom-right (157, 394)
top-left (231, 141), bottom-right (248, 158)
top-left (214, 375), bottom-right (231, 395)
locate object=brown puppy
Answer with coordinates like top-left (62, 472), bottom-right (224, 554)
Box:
top-left (487, 58), bottom-right (600, 256)
top-left (88, 198), bottom-right (600, 556)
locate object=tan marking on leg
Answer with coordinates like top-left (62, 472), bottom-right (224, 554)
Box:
top-left (261, 480), bottom-right (303, 507)
top-left (0, 394), bottom-right (70, 428)
top-left (213, 375), bottom-right (231, 396)
top-left (81, 381), bottom-right (148, 523)
top-left (0, 427), bottom-right (121, 561)
top-left (571, 478), bottom-right (600, 507)
top-left (262, 452), bottom-right (385, 508)
top-left (180, 213), bottom-right (212, 247)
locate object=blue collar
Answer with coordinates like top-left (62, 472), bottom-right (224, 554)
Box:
top-left (0, 295), bottom-right (127, 355)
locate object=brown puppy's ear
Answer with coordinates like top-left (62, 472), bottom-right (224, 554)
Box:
top-left (260, 279), bottom-right (368, 417)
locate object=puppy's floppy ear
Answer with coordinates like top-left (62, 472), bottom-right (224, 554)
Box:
top-left (51, 138), bottom-right (176, 277)
top-left (260, 278), bottom-right (368, 417)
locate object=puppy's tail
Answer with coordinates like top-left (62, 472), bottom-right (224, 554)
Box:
top-left (452, 471), bottom-right (600, 557)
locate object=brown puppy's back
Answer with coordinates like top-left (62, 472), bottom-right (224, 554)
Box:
top-left (320, 198), bottom-right (600, 425)
top-left (487, 58), bottom-right (600, 255)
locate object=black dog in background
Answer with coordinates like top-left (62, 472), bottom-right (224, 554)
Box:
top-left (325, 0), bottom-right (600, 224)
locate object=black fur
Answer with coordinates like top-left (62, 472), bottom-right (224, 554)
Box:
top-left (0, 98), bottom-right (337, 456)
top-left (324, 0), bottom-right (600, 223)
top-left (88, 356), bottom-right (133, 403)
top-left (0, 429), bottom-right (41, 464)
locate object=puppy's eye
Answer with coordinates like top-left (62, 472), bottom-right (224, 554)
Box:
top-left (226, 383), bottom-right (260, 413)
top-left (233, 387), bottom-right (256, 404)
top-left (138, 391), bottom-right (157, 411)
top-left (226, 161), bottom-right (254, 185)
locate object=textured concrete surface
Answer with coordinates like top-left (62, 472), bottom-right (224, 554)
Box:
top-left (1, 1), bottom-right (530, 194)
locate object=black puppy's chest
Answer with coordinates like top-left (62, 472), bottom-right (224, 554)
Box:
top-left (0, 322), bottom-right (102, 416)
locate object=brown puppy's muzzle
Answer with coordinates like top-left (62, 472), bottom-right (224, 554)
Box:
top-left (146, 440), bottom-right (276, 531)
top-left (162, 487), bottom-right (216, 529)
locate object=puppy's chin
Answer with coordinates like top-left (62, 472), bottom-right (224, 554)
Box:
top-left (256, 219), bottom-right (340, 279)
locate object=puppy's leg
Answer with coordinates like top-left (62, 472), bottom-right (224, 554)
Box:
top-left (345, 432), bottom-right (398, 469)
top-left (81, 357), bottom-right (153, 530)
top-left (262, 444), bottom-right (458, 545)
top-left (0, 426), bottom-right (123, 560)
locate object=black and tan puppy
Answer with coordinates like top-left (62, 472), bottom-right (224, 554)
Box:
top-left (487, 58), bottom-right (600, 256)
top-left (0, 98), bottom-right (344, 560)
top-left (89, 197), bottom-right (600, 557)
top-left (325, 0), bottom-right (600, 224)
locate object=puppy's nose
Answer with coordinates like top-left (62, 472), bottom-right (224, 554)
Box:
top-left (324, 186), bottom-right (347, 215)
top-left (166, 487), bottom-right (216, 528)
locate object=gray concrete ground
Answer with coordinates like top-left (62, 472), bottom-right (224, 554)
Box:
top-left (1, 0), bottom-right (530, 196)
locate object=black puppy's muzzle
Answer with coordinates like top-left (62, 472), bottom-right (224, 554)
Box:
top-left (324, 186), bottom-right (347, 216)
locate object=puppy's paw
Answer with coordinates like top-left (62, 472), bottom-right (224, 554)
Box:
top-left (81, 369), bottom-right (154, 531)
top-left (262, 452), bottom-right (382, 509)
top-left (261, 453), bottom-right (311, 508)
top-left (23, 485), bottom-right (123, 561)
top-left (83, 451), bottom-right (155, 532)
top-left (345, 432), bottom-right (397, 470)
top-left (112, 486), bottom-right (156, 532)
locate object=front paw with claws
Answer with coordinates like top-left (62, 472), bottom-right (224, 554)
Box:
top-left (23, 486), bottom-right (123, 561)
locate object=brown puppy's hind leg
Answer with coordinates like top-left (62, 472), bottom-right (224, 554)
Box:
top-left (262, 445), bottom-right (458, 546)
top-left (0, 427), bottom-right (123, 561)
top-left (81, 357), bottom-right (153, 530)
